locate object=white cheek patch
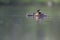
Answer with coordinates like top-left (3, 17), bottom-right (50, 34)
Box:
top-left (39, 11), bottom-right (41, 12)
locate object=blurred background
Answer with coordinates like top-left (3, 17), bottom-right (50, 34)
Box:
top-left (0, 0), bottom-right (60, 40)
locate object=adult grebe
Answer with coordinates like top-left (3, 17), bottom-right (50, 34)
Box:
top-left (27, 9), bottom-right (47, 22)
top-left (34, 9), bottom-right (42, 22)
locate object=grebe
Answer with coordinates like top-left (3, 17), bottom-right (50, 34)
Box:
top-left (27, 9), bottom-right (47, 22)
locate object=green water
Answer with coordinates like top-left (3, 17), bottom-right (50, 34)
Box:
top-left (0, 5), bottom-right (60, 40)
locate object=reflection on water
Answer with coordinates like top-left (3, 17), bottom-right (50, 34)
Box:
top-left (0, 5), bottom-right (60, 40)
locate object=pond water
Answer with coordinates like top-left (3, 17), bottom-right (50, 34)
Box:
top-left (0, 5), bottom-right (60, 40)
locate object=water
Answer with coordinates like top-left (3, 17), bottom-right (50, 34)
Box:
top-left (0, 5), bottom-right (60, 40)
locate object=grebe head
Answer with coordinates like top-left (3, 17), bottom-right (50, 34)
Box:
top-left (37, 9), bottom-right (41, 12)
top-left (37, 9), bottom-right (40, 12)
top-left (37, 9), bottom-right (41, 14)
